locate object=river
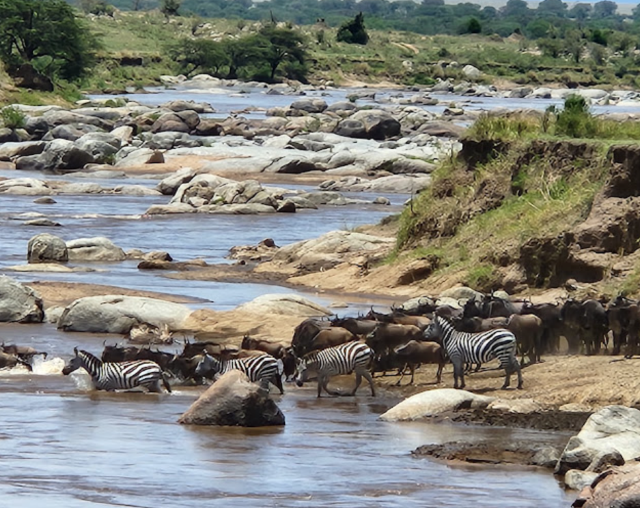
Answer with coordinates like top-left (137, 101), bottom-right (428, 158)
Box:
top-left (0, 85), bottom-right (578, 507)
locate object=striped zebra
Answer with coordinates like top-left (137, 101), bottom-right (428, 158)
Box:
top-left (62, 348), bottom-right (172, 393)
top-left (295, 341), bottom-right (376, 398)
top-left (194, 352), bottom-right (284, 394)
top-left (424, 315), bottom-right (523, 390)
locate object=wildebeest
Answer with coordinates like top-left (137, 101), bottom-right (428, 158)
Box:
top-left (241, 335), bottom-right (287, 358)
top-left (330, 316), bottom-right (378, 336)
top-left (365, 308), bottom-right (431, 330)
top-left (607, 295), bottom-right (640, 357)
top-left (393, 340), bottom-right (445, 385)
top-left (291, 318), bottom-right (333, 356)
top-left (0, 343), bottom-right (47, 363)
top-left (101, 344), bottom-right (175, 370)
top-left (0, 351), bottom-right (32, 371)
top-left (506, 314), bottom-right (544, 366)
top-left (561, 298), bottom-right (608, 355)
top-left (521, 301), bottom-right (563, 354)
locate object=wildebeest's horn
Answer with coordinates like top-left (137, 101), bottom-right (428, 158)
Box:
top-left (73, 347), bottom-right (78, 355)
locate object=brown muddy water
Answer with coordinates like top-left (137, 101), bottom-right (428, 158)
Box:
top-left (0, 325), bottom-right (574, 508)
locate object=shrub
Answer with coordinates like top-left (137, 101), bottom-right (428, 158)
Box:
top-left (555, 94), bottom-right (596, 138)
top-left (1, 106), bottom-right (26, 129)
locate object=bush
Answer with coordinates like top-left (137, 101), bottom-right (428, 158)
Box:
top-left (1, 106), bottom-right (26, 129)
top-left (337, 12), bottom-right (369, 45)
top-left (555, 95), bottom-right (596, 138)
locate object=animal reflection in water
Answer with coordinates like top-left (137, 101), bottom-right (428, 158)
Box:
top-left (296, 341), bottom-right (376, 398)
top-left (63, 348), bottom-right (172, 393)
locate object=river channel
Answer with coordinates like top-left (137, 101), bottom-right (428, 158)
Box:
top-left (0, 85), bottom-right (579, 507)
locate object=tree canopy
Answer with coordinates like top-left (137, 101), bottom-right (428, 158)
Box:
top-left (336, 12), bottom-right (369, 44)
top-left (0, 0), bottom-right (97, 80)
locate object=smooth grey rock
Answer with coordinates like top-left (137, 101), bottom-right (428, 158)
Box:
top-left (23, 219), bottom-right (62, 227)
top-left (115, 148), bottom-right (164, 167)
top-left (0, 141), bottom-right (46, 159)
top-left (532, 447), bottom-right (562, 468)
top-left (66, 237), bottom-right (126, 262)
top-left (564, 470), bottom-right (599, 491)
top-left (161, 99), bottom-right (214, 114)
top-left (58, 295), bottom-right (191, 333)
top-left (156, 167), bottom-right (197, 195)
top-left (145, 203), bottom-right (196, 215)
top-left (0, 276), bottom-right (44, 323)
top-left (556, 406), bottom-right (640, 475)
top-left (380, 388), bottom-right (495, 421)
top-left (290, 98), bottom-right (327, 113)
top-left (178, 370), bottom-right (285, 427)
top-left (27, 233), bottom-right (68, 263)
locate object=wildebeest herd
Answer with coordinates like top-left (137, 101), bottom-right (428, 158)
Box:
top-left (4, 292), bottom-right (639, 396)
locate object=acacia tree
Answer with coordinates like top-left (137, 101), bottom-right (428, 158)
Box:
top-left (258, 25), bottom-right (307, 81)
top-left (222, 35), bottom-right (266, 79)
top-left (168, 38), bottom-right (229, 77)
top-left (0, 0), bottom-right (97, 80)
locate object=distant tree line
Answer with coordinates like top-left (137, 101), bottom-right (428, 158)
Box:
top-left (97, 0), bottom-right (640, 41)
top-left (168, 24), bottom-right (308, 82)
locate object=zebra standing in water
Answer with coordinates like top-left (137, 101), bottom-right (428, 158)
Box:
top-left (295, 341), bottom-right (376, 398)
top-left (194, 352), bottom-right (284, 394)
top-left (62, 348), bottom-right (172, 393)
top-left (424, 315), bottom-right (523, 390)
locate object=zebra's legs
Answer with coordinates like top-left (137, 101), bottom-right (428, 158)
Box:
top-left (272, 374), bottom-right (284, 395)
top-left (362, 369), bottom-right (376, 396)
top-left (146, 380), bottom-right (163, 393)
top-left (452, 360), bottom-right (465, 389)
top-left (318, 374), bottom-right (338, 397)
top-left (352, 371), bottom-right (362, 395)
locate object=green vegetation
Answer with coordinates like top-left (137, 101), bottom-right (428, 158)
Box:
top-left (393, 96), bottom-right (622, 291)
top-left (336, 12), bottom-right (369, 45)
top-left (466, 96), bottom-right (640, 142)
top-left (0, 106), bottom-right (26, 129)
top-left (0, 0), bottom-right (98, 80)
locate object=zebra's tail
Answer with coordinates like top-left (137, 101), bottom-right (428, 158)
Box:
top-left (162, 371), bottom-right (173, 393)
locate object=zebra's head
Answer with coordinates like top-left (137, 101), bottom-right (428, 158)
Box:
top-left (62, 347), bottom-right (83, 376)
top-left (295, 357), bottom-right (309, 387)
top-left (422, 317), bottom-right (443, 343)
top-left (194, 352), bottom-right (220, 377)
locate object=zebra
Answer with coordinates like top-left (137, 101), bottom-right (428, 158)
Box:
top-left (62, 348), bottom-right (172, 393)
top-left (295, 341), bottom-right (376, 398)
top-left (194, 352), bottom-right (284, 394)
top-left (423, 315), bottom-right (523, 390)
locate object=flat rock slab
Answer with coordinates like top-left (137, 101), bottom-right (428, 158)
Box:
top-left (379, 388), bottom-right (495, 421)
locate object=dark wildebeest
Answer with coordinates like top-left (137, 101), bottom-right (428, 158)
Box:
top-left (366, 308), bottom-right (431, 331)
top-left (330, 317), bottom-right (378, 336)
top-left (291, 318), bottom-right (333, 357)
top-left (521, 301), bottom-right (564, 354)
top-left (366, 323), bottom-right (423, 378)
top-left (0, 351), bottom-right (32, 371)
top-left (607, 296), bottom-right (640, 357)
top-left (507, 314), bottom-right (544, 366)
top-left (0, 343), bottom-right (47, 364)
top-left (101, 344), bottom-right (175, 370)
top-left (481, 293), bottom-right (523, 318)
top-left (393, 340), bottom-right (446, 385)
top-left (561, 298), bottom-right (608, 355)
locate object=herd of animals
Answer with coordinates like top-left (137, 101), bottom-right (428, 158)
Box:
top-left (4, 292), bottom-right (640, 397)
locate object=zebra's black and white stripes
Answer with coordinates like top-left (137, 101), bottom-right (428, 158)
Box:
top-left (295, 341), bottom-right (376, 397)
top-left (62, 348), bottom-right (172, 393)
top-left (195, 352), bottom-right (284, 394)
top-left (424, 315), bottom-right (523, 390)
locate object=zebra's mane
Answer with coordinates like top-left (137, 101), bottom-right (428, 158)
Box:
top-left (78, 349), bottom-right (103, 365)
top-left (302, 350), bottom-right (320, 363)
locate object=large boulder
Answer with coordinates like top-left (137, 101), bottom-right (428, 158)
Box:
top-left (573, 464), bottom-right (640, 507)
top-left (379, 388), bottom-right (495, 421)
top-left (156, 167), bottom-right (197, 195)
top-left (556, 406), bottom-right (640, 475)
top-left (178, 370), bottom-right (285, 427)
top-left (349, 109), bottom-right (401, 140)
top-left (0, 276), bottom-right (44, 323)
top-left (272, 230), bottom-right (394, 271)
top-left (27, 233), bottom-right (68, 263)
top-left (16, 139), bottom-right (95, 172)
top-left (57, 295), bottom-right (192, 333)
top-left (235, 294), bottom-right (332, 317)
top-left (66, 237), bottom-right (126, 262)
